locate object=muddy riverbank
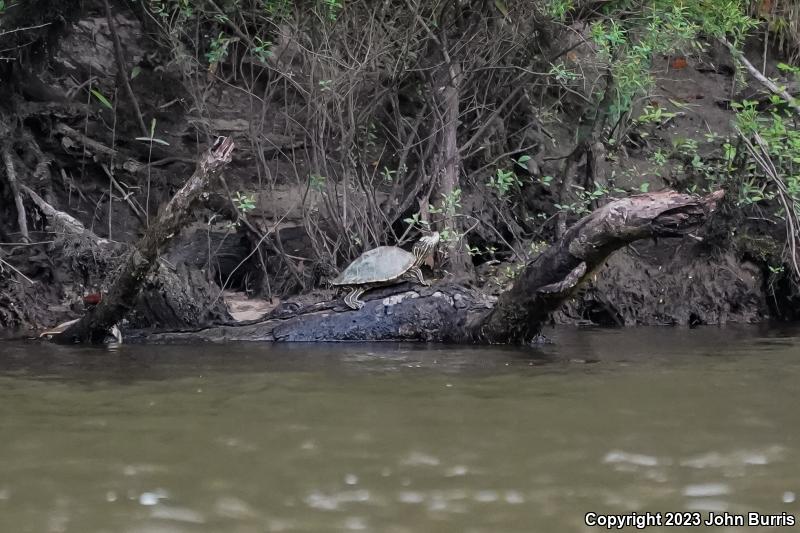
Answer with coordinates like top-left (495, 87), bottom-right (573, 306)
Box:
top-left (1, 1), bottom-right (797, 337)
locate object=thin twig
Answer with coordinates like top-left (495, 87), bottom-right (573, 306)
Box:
top-left (0, 257), bottom-right (34, 284)
top-left (0, 241), bottom-right (55, 246)
top-left (0, 22), bottom-right (51, 38)
top-left (102, 0), bottom-right (148, 137)
top-left (100, 164), bottom-right (147, 225)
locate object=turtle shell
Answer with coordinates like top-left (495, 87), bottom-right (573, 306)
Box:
top-left (331, 246), bottom-right (415, 285)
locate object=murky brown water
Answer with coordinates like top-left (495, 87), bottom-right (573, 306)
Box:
top-left (0, 325), bottom-right (799, 532)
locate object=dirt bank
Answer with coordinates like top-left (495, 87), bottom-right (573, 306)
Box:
top-left (0, 1), bottom-right (795, 337)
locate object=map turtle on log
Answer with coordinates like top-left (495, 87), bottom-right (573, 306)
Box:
top-left (331, 232), bottom-right (440, 310)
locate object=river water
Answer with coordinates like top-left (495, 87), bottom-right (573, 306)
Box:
top-left (0, 326), bottom-right (798, 532)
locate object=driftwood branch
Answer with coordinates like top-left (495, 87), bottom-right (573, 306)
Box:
top-left (53, 137), bottom-right (235, 343)
top-left (124, 190), bottom-right (723, 345)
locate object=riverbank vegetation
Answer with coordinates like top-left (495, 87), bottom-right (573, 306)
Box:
top-left (1, 0), bottom-right (799, 340)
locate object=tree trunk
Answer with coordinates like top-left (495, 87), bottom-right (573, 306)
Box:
top-left (434, 61), bottom-right (473, 279)
top-left (53, 137), bottom-right (235, 343)
top-left (122, 190), bottom-right (724, 345)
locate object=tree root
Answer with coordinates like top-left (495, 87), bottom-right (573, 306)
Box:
top-left (1, 147), bottom-right (30, 242)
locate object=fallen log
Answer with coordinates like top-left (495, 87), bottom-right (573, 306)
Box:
top-left (124, 189), bottom-right (723, 344)
top-left (52, 137), bottom-right (235, 343)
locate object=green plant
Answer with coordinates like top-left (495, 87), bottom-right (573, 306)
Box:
top-left (729, 94), bottom-right (800, 277)
top-left (548, 63), bottom-right (579, 83)
top-left (381, 167), bottom-right (396, 183)
top-left (262, 0), bottom-right (292, 18)
top-left (636, 105), bottom-right (676, 125)
top-left (737, 178), bottom-right (772, 206)
top-left (224, 192), bottom-right (257, 229)
top-left (320, 0), bottom-right (342, 21)
top-left (588, 1), bottom-right (757, 123)
top-left (251, 37), bottom-right (273, 62)
top-left (529, 240), bottom-right (548, 255)
top-left (777, 62), bottom-right (800, 78)
top-left (206, 32), bottom-right (231, 66)
top-left (554, 182), bottom-right (615, 217)
top-left (233, 192), bottom-right (257, 213)
top-left (501, 263), bottom-right (525, 280)
top-left (650, 149), bottom-right (668, 166)
top-left (90, 89), bottom-right (113, 110)
top-left (150, 0), bottom-right (193, 19)
top-left (546, 0), bottom-right (572, 20)
top-left (429, 189), bottom-right (462, 216)
top-left (487, 168), bottom-right (521, 197)
top-left (402, 212), bottom-right (431, 230)
top-left (309, 174), bottom-right (326, 191)
top-left (514, 155), bottom-right (531, 169)
top-left (673, 137), bottom-right (699, 157)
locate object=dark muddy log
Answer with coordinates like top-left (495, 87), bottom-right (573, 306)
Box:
top-left (53, 137), bottom-right (235, 343)
top-left (125, 284), bottom-right (487, 344)
top-left (125, 190), bottom-right (723, 344)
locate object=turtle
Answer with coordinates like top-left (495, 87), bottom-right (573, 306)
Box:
top-left (331, 232), bottom-right (440, 310)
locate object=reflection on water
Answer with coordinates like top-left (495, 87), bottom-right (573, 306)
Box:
top-left (0, 325), bottom-right (799, 532)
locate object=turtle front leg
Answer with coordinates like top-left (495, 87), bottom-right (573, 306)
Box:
top-left (408, 266), bottom-right (430, 286)
top-left (344, 287), bottom-right (366, 310)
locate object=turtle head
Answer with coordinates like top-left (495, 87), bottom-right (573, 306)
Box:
top-left (412, 231), bottom-right (440, 266)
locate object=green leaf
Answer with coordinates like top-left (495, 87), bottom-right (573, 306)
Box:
top-left (639, 182), bottom-right (650, 193)
top-left (493, 0), bottom-right (508, 17)
top-left (130, 66), bottom-right (142, 80)
top-left (150, 118), bottom-right (157, 138)
top-left (134, 137), bottom-right (170, 146)
top-left (90, 89), bottom-right (113, 110)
